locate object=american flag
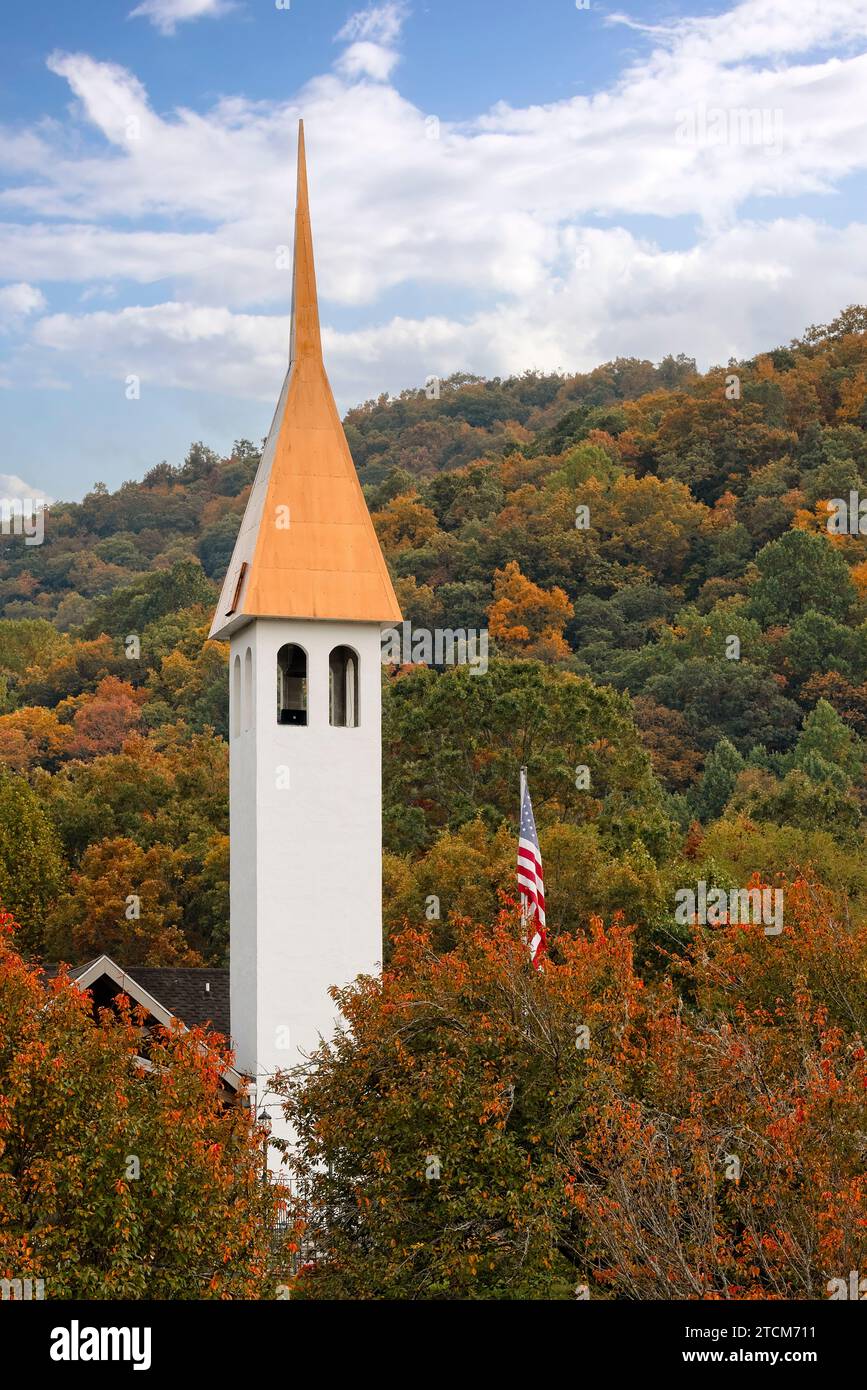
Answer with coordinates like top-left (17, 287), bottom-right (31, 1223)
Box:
top-left (517, 771), bottom-right (547, 969)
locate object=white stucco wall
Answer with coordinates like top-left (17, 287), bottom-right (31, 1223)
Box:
top-left (229, 618), bottom-right (384, 1152)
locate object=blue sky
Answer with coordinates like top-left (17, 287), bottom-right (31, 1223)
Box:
top-left (1, 0), bottom-right (866, 502)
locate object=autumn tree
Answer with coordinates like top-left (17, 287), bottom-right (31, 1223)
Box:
top-left (0, 705), bottom-right (72, 773)
top-left (279, 909), bottom-right (617, 1299)
top-left (575, 879), bottom-right (867, 1298)
top-left (371, 492), bottom-right (441, 553)
top-left (0, 912), bottom-right (278, 1298)
top-left (64, 675), bottom-right (146, 759)
top-left (17, 635), bottom-right (130, 709)
top-left (279, 881), bottom-right (866, 1300)
top-left (487, 561), bottom-right (574, 660)
top-left (143, 636), bottom-right (229, 737)
top-left (45, 837), bottom-right (201, 968)
top-left (631, 695), bottom-right (704, 792)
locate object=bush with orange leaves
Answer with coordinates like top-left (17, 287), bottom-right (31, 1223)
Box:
top-left (279, 880), bottom-right (866, 1300)
top-left (0, 908), bottom-right (279, 1299)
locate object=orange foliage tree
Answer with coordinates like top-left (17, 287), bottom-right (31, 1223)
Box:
top-left (574, 877), bottom-right (867, 1298)
top-left (0, 909), bottom-right (278, 1298)
top-left (63, 676), bottom-right (147, 760)
top-left (279, 881), bottom-right (866, 1300)
top-left (0, 706), bottom-right (72, 773)
top-left (45, 836), bottom-right (201, 967)
top-left (488, 560), bottom-right (574, 660)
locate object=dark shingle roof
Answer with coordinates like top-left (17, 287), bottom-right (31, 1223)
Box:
top-left (128, 967), bottom-right (229, 1035)
top-left (43, 960), bottom-right (229, 1036)
top-left (44, 959), bottom-right (99, 982)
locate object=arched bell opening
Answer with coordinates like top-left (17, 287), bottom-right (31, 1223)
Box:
top-left (329, 646), bottom-right (359, 728)
top-left (277, 644), bottom-right (308, 726)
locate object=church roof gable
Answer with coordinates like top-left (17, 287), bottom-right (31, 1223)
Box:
top-left (44, 955), bottom-right (240, 1090)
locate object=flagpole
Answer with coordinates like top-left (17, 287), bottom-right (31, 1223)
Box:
top-left (519, 765), bottom-right (527, 928)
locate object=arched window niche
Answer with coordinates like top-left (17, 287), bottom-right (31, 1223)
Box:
top-left (329, 646), bottom-right (359, 728)
top-left (244, 648), bottom-right (253, 732)
top-left (232, 654), bottom-right (241, 738)
top-left (277, 643), bottom-right (308, 726)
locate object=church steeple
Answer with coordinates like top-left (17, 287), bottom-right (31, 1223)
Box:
top-left (218, 124), bottom-right (395, 1158)
top-left (210, 121), bottom-right (401, 640)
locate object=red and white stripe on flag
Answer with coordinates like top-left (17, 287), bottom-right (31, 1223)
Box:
top-left (517, 775), bottom-right (547, 969)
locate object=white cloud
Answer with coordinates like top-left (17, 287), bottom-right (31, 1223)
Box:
top-left (336, 3), bottom-right (406, 45)
top-left (335, 2), bottom-right (407, 80)
top-left (128, 0), bottom-right (235, 38)
top-left (30, 218), bottom-right (867, 410)
top-left (334, 40), bottom-right (401, 83)
top-left (607, 0), bottom-right (867, 63)
top-left (0, 473), bottom-right (53, 505)
top-left (3, 0), bottom-right (867, 410)
top-left (0, 282), bottom-right (46, 326)
top-left (33, 301), bottom-right (286, 398)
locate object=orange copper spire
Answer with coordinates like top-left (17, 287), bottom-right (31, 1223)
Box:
top-left (288, 120), bottom-right (321, 366)
top-left (210, 121), bottom-right (402, 638)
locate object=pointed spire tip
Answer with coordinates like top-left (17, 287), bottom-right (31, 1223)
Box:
top-left (289, 116), bottom-right (321, 366)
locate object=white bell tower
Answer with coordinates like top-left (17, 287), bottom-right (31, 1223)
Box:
top-left (209, 123), bottom-right (402, 1151)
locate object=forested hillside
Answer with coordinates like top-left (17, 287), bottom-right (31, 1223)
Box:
top-left (3, 305), bottom-right (867, 970)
